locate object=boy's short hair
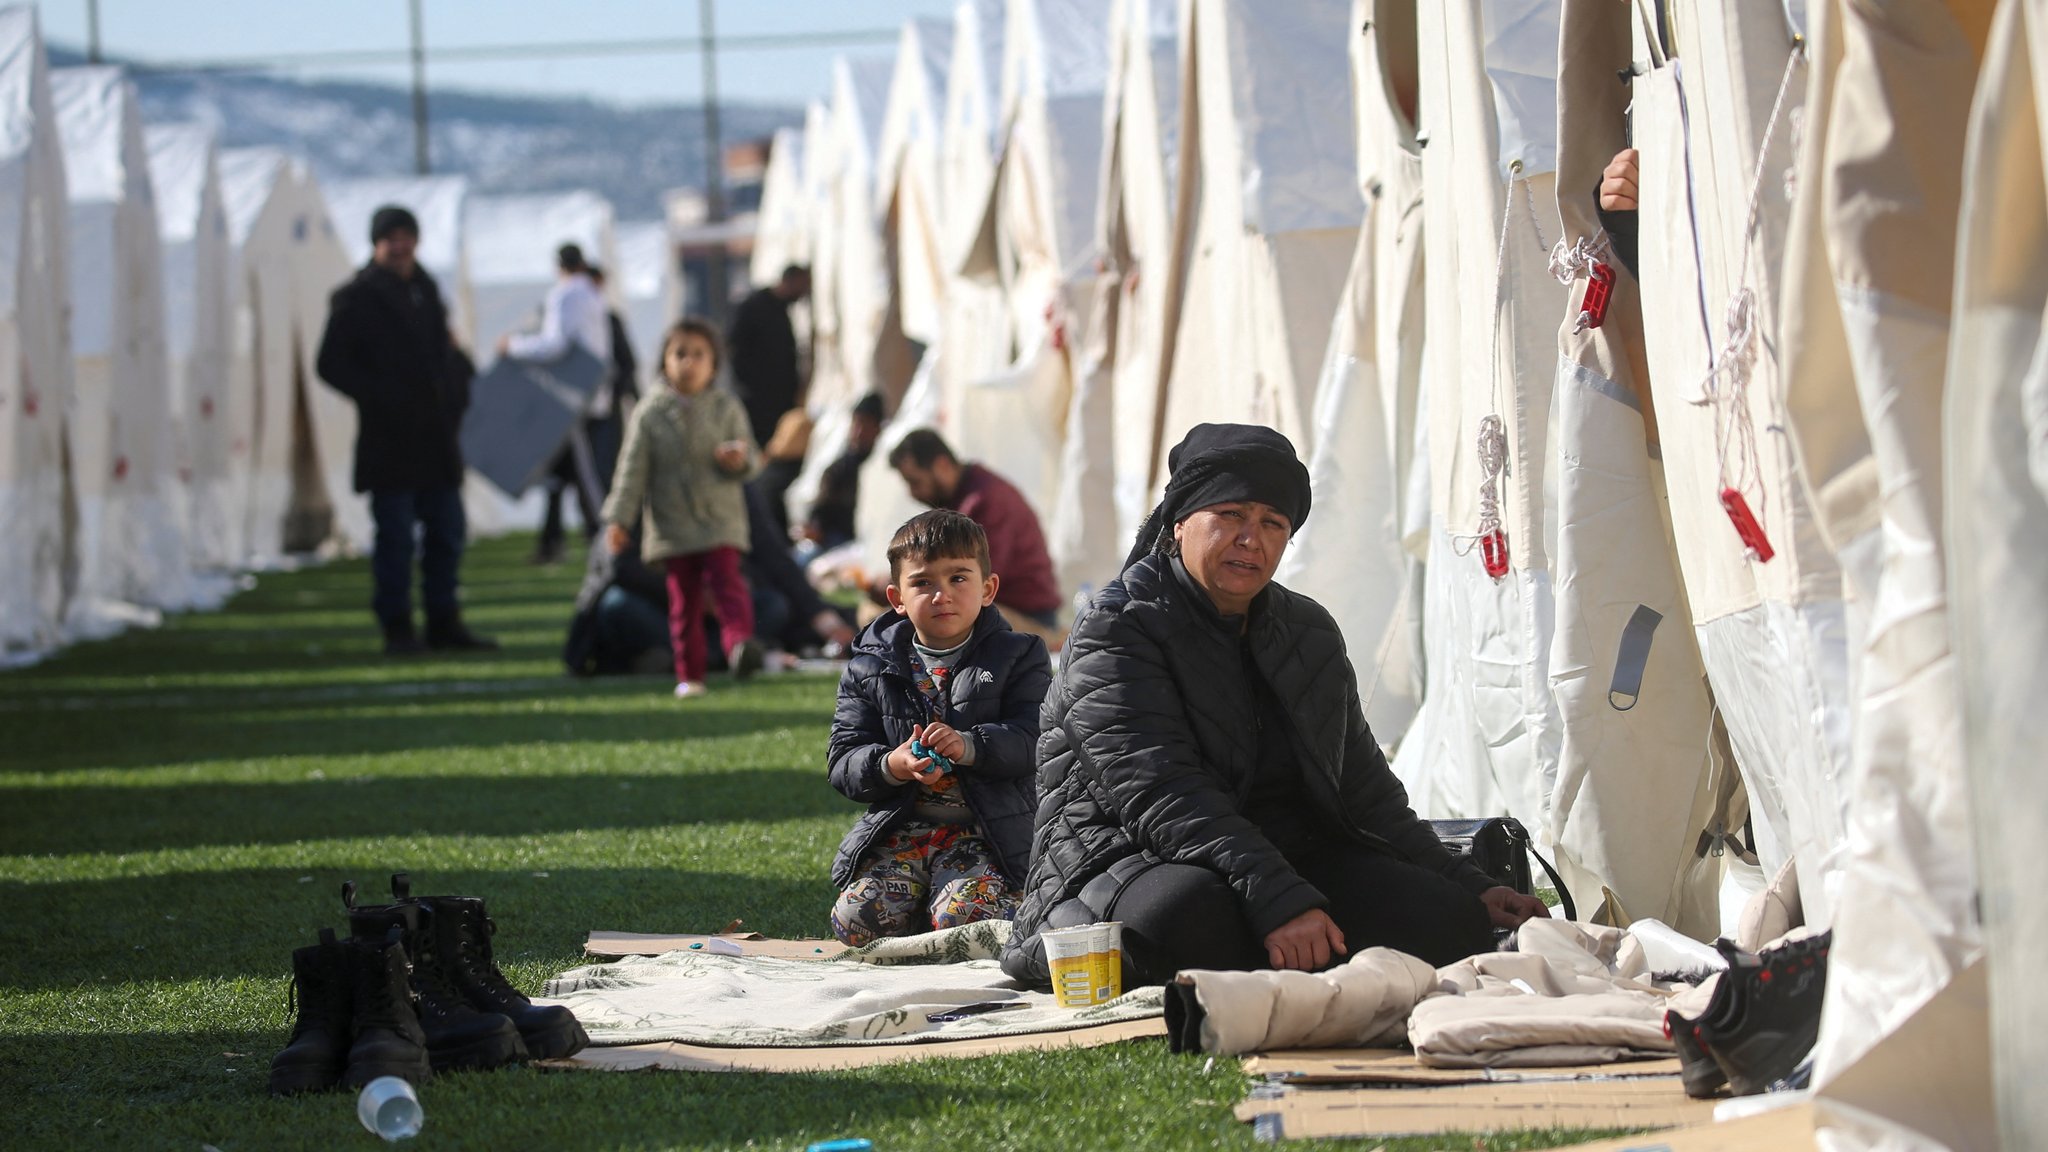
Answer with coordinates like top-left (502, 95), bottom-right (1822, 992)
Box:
top-left (887, 509), bottom-right (992, 583)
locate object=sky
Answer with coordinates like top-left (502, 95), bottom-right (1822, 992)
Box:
top-left (36, 0), bottom-right (964, 108)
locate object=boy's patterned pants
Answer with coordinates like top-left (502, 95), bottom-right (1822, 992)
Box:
top-left (830, 821), bottom-right (1017, 946)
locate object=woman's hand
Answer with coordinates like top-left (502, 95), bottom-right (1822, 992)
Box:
top-left (1480, 886), bottom-right (1551, 929)
top-left (1599, 148), bottom-right (1640, 211)
top-left (1263, 908), bottom-right (1348, 972)
top-left (604, 524), bottom-right (629, 556)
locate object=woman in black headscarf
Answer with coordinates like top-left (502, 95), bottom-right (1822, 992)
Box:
top-left (1000, 424), bottom-right (1547, 986)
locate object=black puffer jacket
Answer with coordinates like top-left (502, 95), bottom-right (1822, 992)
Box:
top-left (1000, 555), bottom-right (1495, 984)
top-left (315, 263), bottom-right (472, 493)
top-left (828, 607), bottom-right (1052, 889)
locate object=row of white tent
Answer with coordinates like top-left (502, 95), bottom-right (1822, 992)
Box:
top-left (0, 6), bottom-right (681, 662)
top-left (767, 0), bottom-right (2033, 1146)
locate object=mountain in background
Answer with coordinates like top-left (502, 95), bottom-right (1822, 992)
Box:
top-left (49, 45), bottom-right (801, 219)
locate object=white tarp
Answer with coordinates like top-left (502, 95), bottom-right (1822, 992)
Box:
top-left (1777, 0), bottom-right (1993, 1141)
top-left (1276, 0), bottom-right (1431, 745)
top-left (1153, 0), bottom-right (1358, 506)
top-left (0, 6), bottom-right (74, 658)
top-left (1392, 0), bottom-right (1567, 828)
top-left (1628, 0), bottom-right (1855, 928)
top-left (219, 147), bottom-right (352, 564)
top-left (613, 220), bottom-right (678, 378)
top-left (145, 122), bottom-right (234, 575)
top-left (1947, 6), bottom-right (2048, 1147)
top-left (53, 65), bottom-right (190, 620)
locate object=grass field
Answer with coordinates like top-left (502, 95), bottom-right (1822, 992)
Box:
top-left (0, 534), bottom-right (1620, 1151)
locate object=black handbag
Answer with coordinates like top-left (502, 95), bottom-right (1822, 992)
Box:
top-left (1431, 816), bottom-right (1577, 922)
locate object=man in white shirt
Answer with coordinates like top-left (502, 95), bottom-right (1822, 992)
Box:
top-left (501, 243), bottom-right (615, 563)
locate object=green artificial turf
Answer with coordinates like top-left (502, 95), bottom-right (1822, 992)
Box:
top-left (0, 534), bottom-right (1626, 1151)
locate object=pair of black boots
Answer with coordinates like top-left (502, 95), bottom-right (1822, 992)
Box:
top-left (1667, 930), bottom-right (1832, 1099)
top-left (268, 874), bottom-right (588, 1095)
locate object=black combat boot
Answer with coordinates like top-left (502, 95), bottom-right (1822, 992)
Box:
top-left (269, 928), bottom-right (354, 1095)
top-left (382, 620), bottom-right (426, 656)
top-left (388, 873), bottom-right (589, 1060)
top-left (340, 926), bottom-right (433, 1089)
top-left (344, 882), bottom-right (528, 1072)
top-left (424, 610), bottom-right (499, 652)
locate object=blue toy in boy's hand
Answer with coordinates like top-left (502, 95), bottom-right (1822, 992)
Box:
top-left (910, 738), bottom-right (954, 775)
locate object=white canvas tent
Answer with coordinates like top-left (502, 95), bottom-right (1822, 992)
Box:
top-left (613, 220), bottom-right (678, 378)
top-left (1392, 0), bottom-right (1570, 829)
top-left (1948, 5), bottom-right (2048, 1146)
top-left (785, 56), bottom-right (894, 521)
top-left (52, 65), bottom-right (191, 622)
top-left (218, 147), bottom-right (356, 564)
top-left (1775, 0), bottom-right (1993, 1144)
top-left (145, 122), bottom-right (234, 576)
top-left (1150, 0), bottom-right (1358, 483)
top-left (948, 0), bottom-right (1111, 585)
top-left (935, 0), bottom-right (1011, 419)
top-left (1085, 0), bottom-right (1180, 558)
top-left (0, 6), bottom-right (73, 658)
top-left (749, 127), bottom-right (808, 288)
top-left (874, 16), bottom-right (955, 386)
top-left (1627, 0), bottom-right (1856, 928)
top-left (1273, 0), bottom-right (1429, 745)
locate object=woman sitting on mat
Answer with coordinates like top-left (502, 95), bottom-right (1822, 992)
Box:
top-left (1000, 423), bottom-right (1548, 988)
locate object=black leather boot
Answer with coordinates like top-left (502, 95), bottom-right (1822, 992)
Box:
top-left (340, 926), bottom-right (433, 1089)
top-left (382, 620), bottom-right (426, 656)
top-left (269, 928), bottom-right (354, 1095)
top-left (424, 611), bottom-right (498, 652)
top-left (389, 873), bottom-right (589, 1060)
top-left (344, 883), bottom-right (528, 1072)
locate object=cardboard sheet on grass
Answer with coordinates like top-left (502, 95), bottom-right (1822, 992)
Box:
top-left (544, 922), bottom-right (1164, 1072)
top-left (1243, 1048), bottom-right (1682, 1086)
top-left (1236, 1078), bottom-right (1715, 1141)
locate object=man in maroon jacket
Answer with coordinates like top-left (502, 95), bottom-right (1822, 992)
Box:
top-left (889, 429), bottom-right (1064, 648)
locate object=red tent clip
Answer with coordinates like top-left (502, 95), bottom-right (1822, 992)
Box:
top-left (1480, 528), bottom-right (1510, 580)
top-left (1581, 262), bottom-right (1615, 329)
top-left (1720, 488), bottom-right (1775, 563)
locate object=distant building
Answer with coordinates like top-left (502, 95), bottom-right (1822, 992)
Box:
top-left (665, 137), bottom-right (768, 316)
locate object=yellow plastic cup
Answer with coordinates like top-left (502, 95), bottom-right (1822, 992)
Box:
top-left (1043, 926), bottom-right (1099, 1009)
top-left (1090, 922), bottom-right (1125, 1004)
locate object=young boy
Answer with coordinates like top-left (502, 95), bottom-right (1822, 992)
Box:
top-left (826, 510), bottom-right (1053, 945)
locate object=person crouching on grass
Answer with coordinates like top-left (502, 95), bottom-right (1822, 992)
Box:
top-left (602, 319), bottom-right (765, 700)
top-left (826, 510), bottom-right (1052, 946)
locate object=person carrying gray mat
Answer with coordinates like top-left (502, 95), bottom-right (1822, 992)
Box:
top-left (1001, 424), bottom-right (1550, 989)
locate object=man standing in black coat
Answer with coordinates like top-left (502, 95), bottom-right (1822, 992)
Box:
top-left (316, 205), bottom-right (496, 656)
top-left (728, 264), bottom-right (811, 446)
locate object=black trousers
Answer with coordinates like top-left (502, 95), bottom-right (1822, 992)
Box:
top-left (1099, 842), bottom-right (1496, 986)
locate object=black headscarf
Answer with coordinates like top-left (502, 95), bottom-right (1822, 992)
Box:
top-left (1124, 423), bottom-right (1312, 570)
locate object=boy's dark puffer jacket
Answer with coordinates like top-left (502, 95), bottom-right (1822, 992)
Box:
top-left (1000, 554), bottom-right (1495, 985)
top-left (828, 606), bottom-right (1052, 889)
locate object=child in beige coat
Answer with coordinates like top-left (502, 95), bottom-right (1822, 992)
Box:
top-left (603, 319), bottom-right (764, 699)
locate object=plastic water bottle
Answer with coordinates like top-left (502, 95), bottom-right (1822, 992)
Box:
top-left (356, 1076), bottom-right (423, 1142)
